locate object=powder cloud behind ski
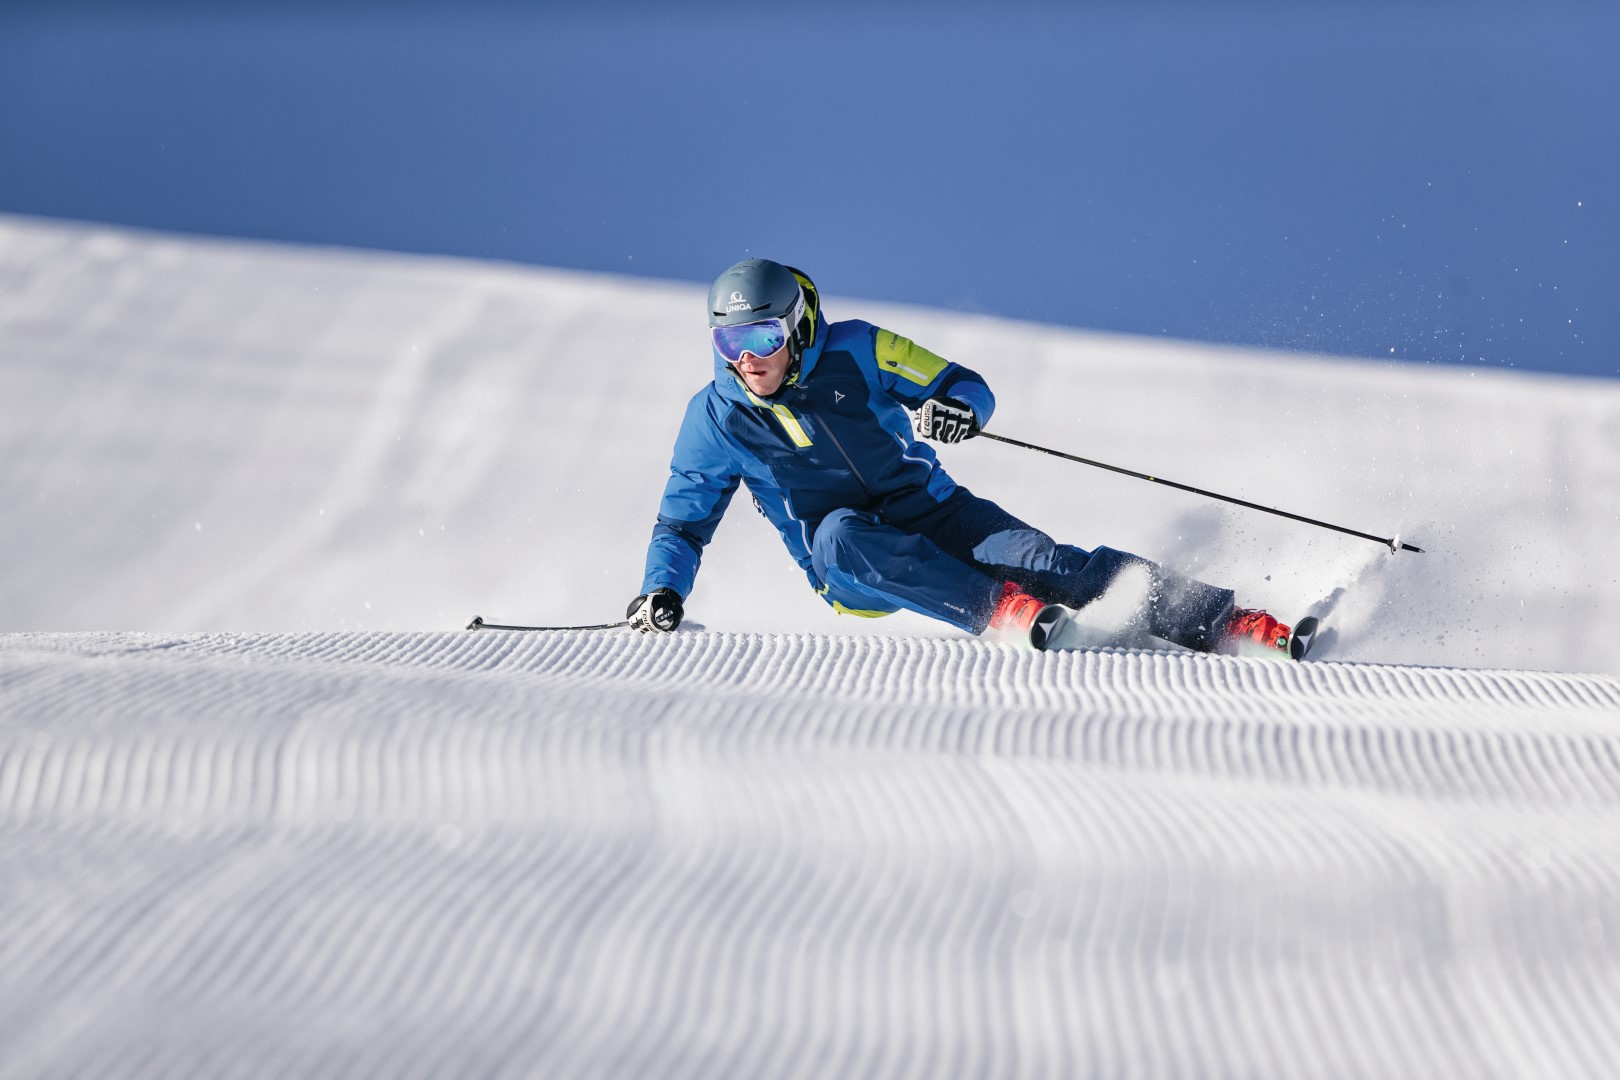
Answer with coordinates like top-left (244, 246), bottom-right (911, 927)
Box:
top-left (3, 214), bottom-right (1613, 673)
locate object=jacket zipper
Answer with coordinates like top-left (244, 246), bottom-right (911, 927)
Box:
top-left (798, 390), bottom-right (871, 497)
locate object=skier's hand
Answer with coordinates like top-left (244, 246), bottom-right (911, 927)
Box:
top-left (627, 587), bottom-right (684, 633)
top-left (914, 397), bottom-right (980, 444)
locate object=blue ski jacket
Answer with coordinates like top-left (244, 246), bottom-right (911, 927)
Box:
top-left (642, 313), bottom-right (996, 604)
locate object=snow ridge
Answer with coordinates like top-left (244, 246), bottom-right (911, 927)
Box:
top-left (3, 630), bottom-right (1618, 1077)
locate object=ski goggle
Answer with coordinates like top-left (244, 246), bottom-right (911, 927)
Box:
top-left (711, 317), bottom-right (790, 364)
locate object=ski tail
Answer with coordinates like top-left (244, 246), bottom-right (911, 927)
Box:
top-left (1029, 604), bottom-right (1068, 652)
top-left (1288, 616), bottom-right (1320, 661)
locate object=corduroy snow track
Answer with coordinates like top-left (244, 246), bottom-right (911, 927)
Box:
top-left (3, 629), bottom-right (1619, 1079)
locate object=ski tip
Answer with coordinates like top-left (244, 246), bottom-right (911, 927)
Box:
top-left (466, 615), bottom-right (485, 631)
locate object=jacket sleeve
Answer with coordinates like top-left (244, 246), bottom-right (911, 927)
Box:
top-left (869, 325), bottom-right (996, 430)
top-left (641, 390), bottom-right (740, 598)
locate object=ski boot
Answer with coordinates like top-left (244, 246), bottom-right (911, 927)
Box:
top-left (1222, 608), bottom-right (1320, 660)
top-left (986, 582), bottom-right (1046, 637)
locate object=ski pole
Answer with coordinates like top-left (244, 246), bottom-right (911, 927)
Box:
top-left (979, 431), bottom-right (1424, 554)
top-left (466, 616), bottom-right (629, 632)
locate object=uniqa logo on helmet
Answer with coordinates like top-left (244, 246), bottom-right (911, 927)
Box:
top-left (726, 291), bottom-right (750, 313)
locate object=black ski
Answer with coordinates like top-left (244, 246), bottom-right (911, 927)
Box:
top-left (1030, 607), bottom-right (1323, 661)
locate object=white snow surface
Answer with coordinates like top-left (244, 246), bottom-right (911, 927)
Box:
top-left (4, 215), bottom-right (1620, 1076)
top-left (4, 629), bottom-right (1620, 1077)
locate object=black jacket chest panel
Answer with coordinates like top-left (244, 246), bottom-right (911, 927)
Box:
top-left (794, 349), bottom-right (873, 417)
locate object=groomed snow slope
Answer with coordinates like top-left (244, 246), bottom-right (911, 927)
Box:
top-left (4, 216), bottom-right (1620, 1076)
top-left (3, 629), bottom-right (1619, 1078)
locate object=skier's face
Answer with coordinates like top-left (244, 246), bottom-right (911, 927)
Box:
top-left (732, 341), bottom-right (792, 397)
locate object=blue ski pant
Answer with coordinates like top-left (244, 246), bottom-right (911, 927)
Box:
top-left (811, 487), bottom-right (1235, 651)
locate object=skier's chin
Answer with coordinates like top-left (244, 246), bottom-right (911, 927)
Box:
top-left (742, 372), bottom-right (784, 396)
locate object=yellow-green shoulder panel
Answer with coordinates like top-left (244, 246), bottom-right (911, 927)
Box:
top-left (875, 329), bottom-right (950, 387)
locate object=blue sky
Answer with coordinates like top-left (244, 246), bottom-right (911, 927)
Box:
top-left (3, 1), bottom-right (1615, 376)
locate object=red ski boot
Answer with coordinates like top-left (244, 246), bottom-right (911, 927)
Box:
top-left (1223, 607), bottom-right (1293, 655)
top-left (986, 581), bottom-right (1045, 637)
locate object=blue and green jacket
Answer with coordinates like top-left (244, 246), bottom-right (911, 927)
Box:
top-left (642, 313), bottom-right (995, 602)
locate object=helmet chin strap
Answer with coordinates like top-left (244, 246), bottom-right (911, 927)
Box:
top-left (778, 297), bottom-right (814, 391)
top-left (782, 342), bottom-right (804, 389)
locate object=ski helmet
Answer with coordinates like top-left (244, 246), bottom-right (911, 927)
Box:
top-left (707, 259), bottom-right (820, 361)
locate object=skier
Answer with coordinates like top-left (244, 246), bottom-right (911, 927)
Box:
top-left (627, 258), bottom-right (1295, 655)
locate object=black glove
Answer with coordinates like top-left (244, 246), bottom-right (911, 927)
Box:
top-left (913, 397), bottom-right (980, 444)
top-left (627, 587), bottom-right (684, 633)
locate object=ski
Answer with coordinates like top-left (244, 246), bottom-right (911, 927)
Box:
top-left (1030, 607), bottom-right (1323, 661)
top-left (1028, 604), bottom-right (1156, 654)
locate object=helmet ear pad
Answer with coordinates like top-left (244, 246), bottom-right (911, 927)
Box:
top-left (784, 266), bottom-right (819, 358)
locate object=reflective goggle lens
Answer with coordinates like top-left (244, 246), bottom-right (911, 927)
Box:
top-left (712, 319), bottom-right (788, 363)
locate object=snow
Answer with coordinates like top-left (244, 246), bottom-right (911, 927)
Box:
top-left (4, 628), bottom-right (1619, 1076)
top-left (3, 214), bottom-right (1619, 1076)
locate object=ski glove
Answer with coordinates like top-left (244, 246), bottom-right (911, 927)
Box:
top-left (627, 587), bottom-right (684, 633)
top-left (914, 397), bottom-right (980, 444)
